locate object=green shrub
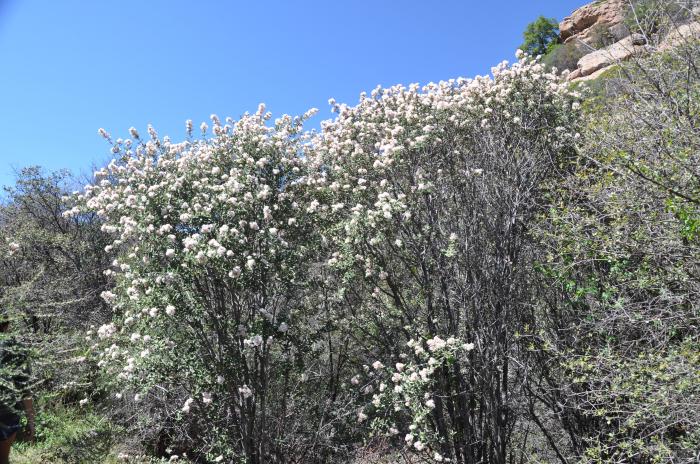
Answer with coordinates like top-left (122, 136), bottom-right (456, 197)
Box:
top-left (533, 38), bottom-right (700, 462)
top-left (625, 0), bottom-right (692, 35)
top-left (543, 41), bottom-right (586, 71)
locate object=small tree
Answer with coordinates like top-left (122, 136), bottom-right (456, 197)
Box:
top-left (0, 167), bottom-right (111, 396)
top-left (520, 16), bottom-right (560, 56)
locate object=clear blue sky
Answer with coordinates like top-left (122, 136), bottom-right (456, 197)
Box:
top-left (0, 0), bottom-right (586, 189)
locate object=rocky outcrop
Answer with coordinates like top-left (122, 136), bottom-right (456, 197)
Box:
top-left (575, 34), bottom-right (649, 77)
top-left (659, 21), bottom-right (700, 50)
top-left (560, 0), bottom-right (628, 45)
top-left (561, 1), bottom-right (700, 82)
top-left (571, 66), bottom-right (614, 82)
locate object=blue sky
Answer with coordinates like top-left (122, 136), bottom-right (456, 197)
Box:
top-left (0, 0), bottom-right (585, 190)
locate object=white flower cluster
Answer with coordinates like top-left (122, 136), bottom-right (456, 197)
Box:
top-left (7, 242), bottom-right (20, 257)
top-left (309, 54), bottom-right (579, 282)
top-left (73, 109), bottom-right (321, 404)
top-left (354, 335), bottom-right (475, 459)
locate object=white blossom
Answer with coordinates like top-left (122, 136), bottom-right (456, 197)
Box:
top-left (181, 397), bottom-right (194, 413)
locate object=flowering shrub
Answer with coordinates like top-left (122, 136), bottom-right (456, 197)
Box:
top-left (356, 337), bottom-right (474, 461)
top-left (311, 52), bottom-right (580, 462)
top-left (71, 51), bottom-right (581, 463)
top-left (69, 107), bottom-right (344, 462)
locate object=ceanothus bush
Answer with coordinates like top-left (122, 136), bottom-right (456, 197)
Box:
top-left (72, 51), bottom-right (580, 464)
top-left (70, 106), bottom-right (341, 463)
top-left (309, 52), bottom-right (580, 463)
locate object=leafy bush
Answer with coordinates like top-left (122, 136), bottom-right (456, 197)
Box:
top-left (543, 41), bottom-right (587, 71)
top-left (532, 35), bottom-right (700, 462)
top-left (0, 167), bottom-right (110, 331)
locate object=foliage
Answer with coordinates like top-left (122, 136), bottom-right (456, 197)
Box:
top-left (0, 167), bottom-right (111, 332)
top-left (12, 401), bottom-right (117, 464)
top-left (532, 33), bottom-right (700, 463)
top-left (519, 16), bottom-right (560, 57)
top-left (0, 331), bottom-right (32, 417)
top-left (0, 168), bottom-right (118, 456)
top-left (625, 0), bottom-right (694, 36)
top-left (543, 42), bottom-right (587, 72)
top-left (3, 4), bottom-right (700, 462)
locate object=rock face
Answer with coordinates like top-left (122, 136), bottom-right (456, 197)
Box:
top-left (560, 0), bottom-right (628, 45)
top-left (659, 21), bottom-right (700, 50)
top-left (572, 66), bottom-right (614, 82)
top-left (576, 34), bottom-right (649, 77)
top-left (560, 0), bottom-right (700, 82)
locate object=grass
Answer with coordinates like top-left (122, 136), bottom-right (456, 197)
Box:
top-left (9, 400), bottom-right (127, 464)
top-left (9, 400), bottom-right (196, 463)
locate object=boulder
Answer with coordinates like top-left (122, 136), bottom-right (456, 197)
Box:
top-left (659, 21), bottom-right (700, 50)
top-left (560, 0), bottom-right (627, 43)
top-left (576, 35), bottom-right (648, 77)
top-left (567, 68), bottom-right (583, 81)
top-left (562, 1), bottom-right (700, 83)
top-left (574, 66), bottom-right (617, 82)
top-left (609, 22), bottom-right (631, 42)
